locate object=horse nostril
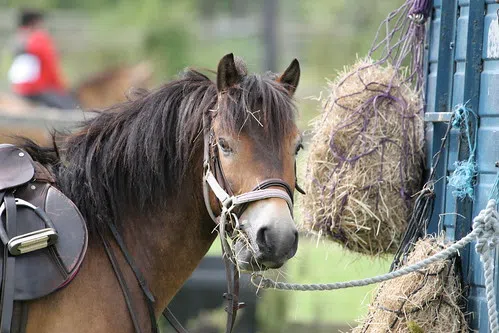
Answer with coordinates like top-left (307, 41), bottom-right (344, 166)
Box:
top-left (288, 230), bottom-right (299, 258)
top-left (256, 226), bottom-right (270, 250)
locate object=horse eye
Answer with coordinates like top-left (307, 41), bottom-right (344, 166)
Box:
top-left (295, 143), bottom-right (304, 155)
top-left (218, 138), bottom-right (232, 154)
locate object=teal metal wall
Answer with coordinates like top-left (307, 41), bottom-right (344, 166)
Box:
top-left (425, 0), bottom-right (499, 330)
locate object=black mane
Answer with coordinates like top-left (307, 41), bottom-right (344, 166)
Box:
top-left (22, 63), bottom-right (296, 231)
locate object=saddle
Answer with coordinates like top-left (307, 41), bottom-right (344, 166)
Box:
top-left (0, 144), bottom-right (88, 333)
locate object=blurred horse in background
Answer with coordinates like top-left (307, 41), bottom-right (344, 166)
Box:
top-left (0, 61), bottom-right (153, 144)
top-left (0, 61), bottom-right (153, 113)
top-left (72, 61), bottom-right (153, 109)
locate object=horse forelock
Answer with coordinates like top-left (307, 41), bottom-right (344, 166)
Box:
top-left (216, 72), bottom-right (297, 152)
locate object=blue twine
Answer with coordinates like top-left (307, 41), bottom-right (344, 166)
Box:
top-left (447, 103), bottom-right (479, 200)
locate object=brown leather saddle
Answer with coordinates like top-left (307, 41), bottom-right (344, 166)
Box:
top-left (0, 144), bottom-right (88, 333)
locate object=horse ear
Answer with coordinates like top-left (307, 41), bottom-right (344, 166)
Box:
top-left (217, 53), bottom-right (241, 92)
top-left (277, 59), bottom-right (300, 95)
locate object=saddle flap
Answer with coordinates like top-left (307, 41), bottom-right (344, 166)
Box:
top-left (0, 145), bottom-right (34, 191)
top-left (0, 182), bottom-right (88, 301)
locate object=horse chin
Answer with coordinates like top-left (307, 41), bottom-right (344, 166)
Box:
top-left (233, 240), bottom-right (268, 272)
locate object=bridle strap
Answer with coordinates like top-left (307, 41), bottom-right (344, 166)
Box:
top-left (234, 178), bottom-right (295, 217)
top-left (205, 170), bottom-right (294, 213)
top-left (233, 189), bottom-right (293, 210)
top-left (205, 171), bottom-right (230, 205)
top-left (98, 227), bottom-right (144, 333)
top-left (219, 210), bottom-right (243, 333)
top-left (162, 308), bottom-right (188, 333)
top-left (100, 221), bottom-right (191, 333)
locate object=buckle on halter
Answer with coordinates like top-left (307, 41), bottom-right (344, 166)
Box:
top-left (221, 197), bottom-right (234, 210)
top-left (203, 160), bottom-right (210, 172)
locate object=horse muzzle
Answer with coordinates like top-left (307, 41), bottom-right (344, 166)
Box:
top-left (234, 199), bottom-right (298, 272)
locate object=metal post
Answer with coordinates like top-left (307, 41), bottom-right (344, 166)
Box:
top-left (427, 0), bottom-right (458, 235)
top-left (262, 0), bottom-right (278, 72)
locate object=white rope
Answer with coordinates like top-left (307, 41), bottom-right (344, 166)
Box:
top-left (473, 200), bottom-right (499, 333)
top-left (251, 199), bottom-right (499, 333)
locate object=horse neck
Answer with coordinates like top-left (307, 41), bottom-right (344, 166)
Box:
top-left (25, 160), bottom-right (218, 333)
top-left (120, 172), bottom-right (218, 312)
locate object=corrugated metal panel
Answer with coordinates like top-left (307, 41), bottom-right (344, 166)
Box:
top-left (425, 0), bottom-right (499, 331)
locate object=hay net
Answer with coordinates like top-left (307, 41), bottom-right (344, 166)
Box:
top-left (352, 237), bottom-right (467, 333)
top-left (302, 0), bottom-right (431, 255)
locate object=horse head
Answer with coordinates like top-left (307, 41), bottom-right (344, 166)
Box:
top-left (209, 54), bottom-right (301, 271)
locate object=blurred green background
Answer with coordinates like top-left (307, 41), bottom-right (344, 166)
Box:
top-left (0, 0), bottom-right (403, 331)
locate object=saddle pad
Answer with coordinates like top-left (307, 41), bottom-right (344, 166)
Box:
top-left (0, 145), bottom-right (34, 191)
top-left (0, 182), bottom-right (88, 300)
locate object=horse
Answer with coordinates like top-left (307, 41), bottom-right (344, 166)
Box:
top-left (15, 53), bottom-right (302, 332)
top-left (72, 61), bottom-right (153, 109)
top-left (0, 61), bottom-right (154, 114)
top-left (0, 61), bottom-right (154, 146)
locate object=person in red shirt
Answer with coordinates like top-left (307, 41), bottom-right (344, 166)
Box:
top-left (8, 9), bottom-right (77, 109)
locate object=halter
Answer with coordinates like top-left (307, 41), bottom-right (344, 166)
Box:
top-left (197, 109), bottom-right (296, 333)
top-left (202, 131), bottom-right (295, 224)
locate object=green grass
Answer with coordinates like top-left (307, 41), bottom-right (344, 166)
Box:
top-left (282, 238), bottom-right (391, 324)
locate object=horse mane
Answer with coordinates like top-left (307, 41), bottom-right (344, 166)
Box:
top-left (21, 61), bottom-right (297, 232)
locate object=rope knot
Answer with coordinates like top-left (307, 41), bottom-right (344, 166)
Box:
top-left (473, 199), bottom-right (499, 254)
top-left (251, 273), bottom-right (272, 289)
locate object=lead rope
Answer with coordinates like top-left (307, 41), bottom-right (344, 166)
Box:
top-left (474, 200), bottom-right (499, 333)
top-left (251, 198), bottom-right (499, 333)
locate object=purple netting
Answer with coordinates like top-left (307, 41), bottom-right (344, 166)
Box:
top-left (301, 0), bottom-right (430, 255)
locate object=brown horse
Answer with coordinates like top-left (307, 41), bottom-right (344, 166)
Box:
top-left (73, 61), bottom-right (153, 109)
top-left (0, 61), bottom-right (153, 114)
top-left (0, 61), bottom-right (154, 145)
top-left (18, 53), bottom-right (302, 332)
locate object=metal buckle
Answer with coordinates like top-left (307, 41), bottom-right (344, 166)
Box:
top-left (222, 197), bottom-right (234, 211)
top-left (8, 228), bottom-right (58, 255)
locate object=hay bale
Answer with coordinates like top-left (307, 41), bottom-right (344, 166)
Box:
top-left (351, 237), bottom-right (467, 333)
top-left (301, 58), bottom-right (424, 255)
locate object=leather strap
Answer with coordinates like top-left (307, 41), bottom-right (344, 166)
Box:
top-left (9, 303), bottom-right (27, 333)
top-left (1, 193), bottom-right (17, 333)
top-left (107, 224), bottom-right (156, 305)
top-left (219, 215), bottom-right (240, 333)
top-left (162, 308), bottom-right (188, 333)
top-left (205, 172), bottom-right (231, 205)
top-left (106, 223), bottom-right (158, 333)
top-left (98, 227), bottom-right (144, 333)
top-left (294, 160), bottom-right (306, 195)
top-left (100, 221), bottom-right (192, 333)
top-left (102, 223), bottom-right (187, 333)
